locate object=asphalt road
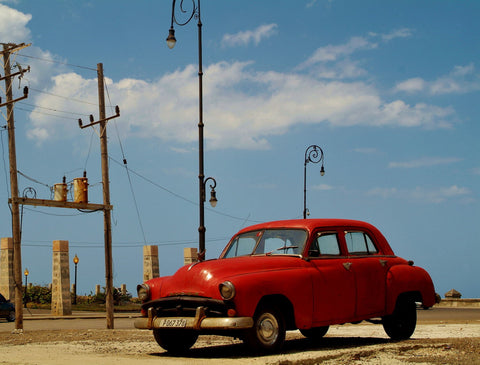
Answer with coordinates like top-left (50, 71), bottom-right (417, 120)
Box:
top-left (0, 307), bottom-right (479, 332)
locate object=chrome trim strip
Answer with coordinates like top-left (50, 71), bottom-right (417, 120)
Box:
top-left (134, 316), bottom-right (253, 330)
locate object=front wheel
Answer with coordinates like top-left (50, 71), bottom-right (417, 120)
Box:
top-left (244, 305), bottom-right (285, 352)
top-left (153, 329), bottom-right (198, 354)
top-left (383, 296), bottom-right (417, 340)
top-left (300, 325), bottom-right (329, 340)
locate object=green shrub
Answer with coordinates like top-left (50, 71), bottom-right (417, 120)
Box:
top-left (25, 285), bottom-right (52, 304)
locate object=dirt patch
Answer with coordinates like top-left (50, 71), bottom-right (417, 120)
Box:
top-left (0, 325), bottom-right (479, 365)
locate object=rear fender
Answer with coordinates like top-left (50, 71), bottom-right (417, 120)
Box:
top-left (386, 265), bottom-right (436, 313)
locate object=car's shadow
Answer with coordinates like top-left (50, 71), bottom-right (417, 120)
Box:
top-left (148, 336), bottom-right (391, 359)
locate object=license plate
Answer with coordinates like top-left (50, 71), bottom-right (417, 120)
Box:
top-left (159, 318), bottom-right (187, 328)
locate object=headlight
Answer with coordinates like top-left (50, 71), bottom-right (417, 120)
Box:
top-left (219, 281), bottom-right (236, 300)
top-left (137, 284), bottom-right (150, 302)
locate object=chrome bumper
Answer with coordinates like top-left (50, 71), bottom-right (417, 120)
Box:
top-left (134, 306), bottom-right (253, 331)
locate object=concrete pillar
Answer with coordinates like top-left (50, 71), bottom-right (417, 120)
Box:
top-left (0, 237), bottom-right (14, 300)
top-left (143, 245), bottom-right (159, 282)
top-left (95, 284), bottom-right (101, 296)
top-left (184, 247), bottom-right (198, 265)
top-left (120, 284), bottom-right (127, 295)
top-left (51, 240), bottom-right (71, 315)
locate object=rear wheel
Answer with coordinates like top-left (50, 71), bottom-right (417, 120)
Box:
top-left (383, 296), bottom-right (417, 340)
top-left (244, 305), bottom-right (285, 352)
top-left (300, 325), bottom-right (329, 340)
top-left (153, 329), bottom-right (198, 354)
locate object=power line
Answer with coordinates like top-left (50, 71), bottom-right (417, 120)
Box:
top-left (108, 156), bottom-right (263, 223)
top-left (29, 87), bottom-right (99, 106)
top-left (18, 102), bottom-right (88, 117)
top-left (21, 236), bottom-right (229, 248)
top-left (16, 53), bottom-right (97, 71)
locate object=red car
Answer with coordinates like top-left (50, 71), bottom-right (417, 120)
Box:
top-left (135, 219), bottom-right (436, 353)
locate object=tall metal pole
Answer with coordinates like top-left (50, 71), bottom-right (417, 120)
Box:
top-left (196, 0), bottom-right (207, 258)
top-left (303, 145), bottom-right (325, 219)
top-left (3, 43), bottom-right (23, 330)
top-left (167, 0), bottom-right (217, 261)
top-left (97, 63), bottom-right (114, 329)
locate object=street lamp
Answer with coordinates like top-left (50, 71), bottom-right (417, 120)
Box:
top-left (303, 145), bottom-right (325, 219)
top-left (167, 0), bottom-right (217, 260)
top-left (24, 268), bottom-right (29, 308)
top-left (73, 254), bottom-right (79, 305)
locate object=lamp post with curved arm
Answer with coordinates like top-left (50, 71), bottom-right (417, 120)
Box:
top-left (303, 145), bottom-right (325, 219)
top-left (167, 0), bottom-right (217, 260)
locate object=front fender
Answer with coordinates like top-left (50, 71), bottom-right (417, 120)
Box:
top-left (229, 267), bottom-right (313, 328)
top-left (386, 264), bottom-right (436, 313)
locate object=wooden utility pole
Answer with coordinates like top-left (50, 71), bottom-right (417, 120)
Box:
top-left (97, 63), bottom-right (114, 329)
top-left (2, 51), bottom-right (117, 330)
top-left (1, 43), bottom-right (30, 330)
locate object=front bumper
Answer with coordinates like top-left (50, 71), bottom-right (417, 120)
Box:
top-left (134, 306), bottom-right (253, 331)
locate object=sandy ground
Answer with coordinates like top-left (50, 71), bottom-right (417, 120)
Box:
top-left (0, 322), bottom-right (479, 364)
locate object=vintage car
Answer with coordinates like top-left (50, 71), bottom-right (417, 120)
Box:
top-left (0, 293), bottom-right (15, 322)
top-left (135, 219), bottom-right (436, 353)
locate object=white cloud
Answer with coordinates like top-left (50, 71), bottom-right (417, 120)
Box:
top-left (0, 4), bottom-right (31, 43)
top-left (395, 63), bottom-right (480, 95)
top-left (378, 28), bottom-right (413, 42)
top-left (367, 185), bottom-right (472, 204)
top-left (394, 77), bottom-right (426, 93)
top-left (388, 157), bottom-right (462, 169)
top-left (411, 185), bottom-right (471, 204)
top-left (2, 3), bottom-right (454, 150)
top-left (221, 24), bottom-right (278, 47)
top-left (312, 184), bottom-right (334, 191)
top-left (27, 60), bottom-right (456, 149)
top-left (298, 36), bottom-right (376, 70)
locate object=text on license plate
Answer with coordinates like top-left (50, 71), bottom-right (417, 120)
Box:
top-left (160, 318), bottom-right (187, 328)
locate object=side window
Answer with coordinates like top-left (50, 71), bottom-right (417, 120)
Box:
top-left (345, 231), bottom-right (378, 255)
top-left (310, 232), bottom-right (340, 257)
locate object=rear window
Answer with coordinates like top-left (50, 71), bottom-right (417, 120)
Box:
top-left (345, 231), bottom-right (378, 255)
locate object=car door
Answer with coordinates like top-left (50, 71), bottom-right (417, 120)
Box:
top-left (343, 231), bottom-right (388, 317)
top-left (307, 231), bottom-right (356, 325)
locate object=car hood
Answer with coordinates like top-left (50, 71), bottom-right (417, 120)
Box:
top-left (155, 255), bottom-right (304, 299)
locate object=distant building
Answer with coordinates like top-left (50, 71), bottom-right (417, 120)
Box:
top-left (444, 289), bottom-right (462, 298)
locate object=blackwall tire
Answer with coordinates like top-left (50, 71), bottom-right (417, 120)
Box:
top-left (244, 305), bottom-right (285, 352)
top-left (300, 325), bottom-right (329, 340)
top-left (383, 296), bottom-right (417, 340)
top-left (153, 329), bottom-right (198, 354)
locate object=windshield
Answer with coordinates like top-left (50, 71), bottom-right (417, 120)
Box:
top-left (223, 229), bottom-right (308, 258)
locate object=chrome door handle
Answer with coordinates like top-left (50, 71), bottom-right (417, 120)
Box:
top-left (343, 262), bottom-right (352, 271)
top-left (379, 259), bottom-right (388, 267)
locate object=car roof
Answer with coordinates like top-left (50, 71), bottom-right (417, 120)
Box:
top-left (237, 219), bottom-right (378, 234)
top-left (234, 219), bottom-right (393, 254)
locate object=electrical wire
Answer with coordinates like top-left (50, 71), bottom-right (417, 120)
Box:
top-left (104, 79), bottom-right (147, 244)
top-left (16, 53), bottom-right (97, 71)
top-left (29, 87), bottom-right (98, 106)
top-left (21, 236), bottom-right (229, 248)
top-left (18, 102), bottom-right (88, 117)
top-left (108, 156), bottom-right (263, 223)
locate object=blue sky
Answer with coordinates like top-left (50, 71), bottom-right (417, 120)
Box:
top-left (0, 1), bottom-right (478, 298)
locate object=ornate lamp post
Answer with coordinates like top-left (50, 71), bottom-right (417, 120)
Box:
top-left (73, 254), bottom-right (79, 305)
top-left (167, 0), bottom-right (217, 260)
top-left (23, 268), bottom-right (29, 308)
top-left (303, 145), bottom-right (325, 219)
